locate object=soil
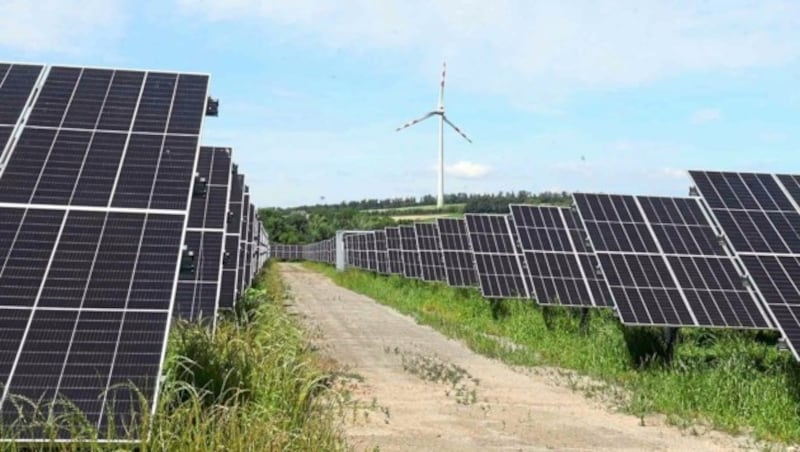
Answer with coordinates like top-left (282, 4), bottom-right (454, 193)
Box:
top-left (280, 263), bottom-right (763, 451)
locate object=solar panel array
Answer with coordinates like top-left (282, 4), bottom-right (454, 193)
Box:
top-left (277, 172), bottom-right (800, 365)
top-left (272, 243), bottom-right (303, 260)
top-left (0, 62), bottom-right (268, 441)
top-left (689, 171), bottom-right (800, 359)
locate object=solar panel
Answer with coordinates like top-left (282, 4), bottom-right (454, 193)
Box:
top-left (384, 227), bottom-right (405, 275)
top-left (690, 171), bottom-right (800, 355)
top-left (574, 192), bottom-right (772, 329)
top-left (414, 223), bottom-right (446, 282)
top-left (436, 218), bottom-right (478, 287)
top-left (373, 230), bottom-right (389, 274)
top-left (363, 232), bottom-right (379, 272)
top-left (0, 64), bottom-right (209, 439)
top-left (220, 165), bottom-right (243, 309)
top-left (399, 225), bottom-right (422, 279)
top-left (509, 204), bottom-right (611, 308)
top-left (175, 147), bottom-right (231, 323)
top-left (246, 203), bottom-right (256, 283)
top-left (239, 187), bottom-right (250, 293)
top-left (463, 214), bottom-right (529, 298)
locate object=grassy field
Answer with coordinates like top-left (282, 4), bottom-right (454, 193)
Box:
top-left (3, 261), bottom-right (347, 451)
top-left (306, 263), bottom-right (800, 445)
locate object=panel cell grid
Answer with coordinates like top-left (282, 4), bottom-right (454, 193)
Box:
top-left (574, 192), bottom-right (771, 329)
top-left (373, 230), bottom-right (389, 274)
top-left (510, 204), bottom-right (611, 308)
top-left (399, 225), bottom-right (422, 279)
top-left (0, 207), bottom-right (185, 438)
top-left (436, 218), bottom-right (478, 287)
top-left (0, 62), bottom-right (209, 441)
top-left (414, 223), bottom-right (446, 282)
top-left (464, 214), bottom-right (529, 299)
top-left (691, 170), bottom-right (800, 358)
top-left (176, 147), bottom-right (231, 323)
top-left (384, 227), bottom-right (405, 275)
top-left (220, 167), bottom-right (243, 309)
top-left (0, 67), bottom-right (208, 211)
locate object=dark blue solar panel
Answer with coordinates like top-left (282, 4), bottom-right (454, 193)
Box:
top-left (691, 170), bottom-right (800, 359)
top-left (464, 214), bottom-right (529, 299)
top-left (384, 227), bottom-right (404, 275)
top-left (575, 192), bottom-right (770, 329)
top-left (414, 223), bottom-right (445, 282)
top-left (399, 225), bottom-right (421, 279)
top-left (436, 218), bottom-right (477, 287)
top-left (510, 205), bottom-right (611, 308)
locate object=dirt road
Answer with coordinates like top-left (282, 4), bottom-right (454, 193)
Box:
top-left (280, 264), bottom-right (755, 451)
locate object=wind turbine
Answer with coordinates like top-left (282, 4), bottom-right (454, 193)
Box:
top-left (396, 62), bottom-right (472, 209)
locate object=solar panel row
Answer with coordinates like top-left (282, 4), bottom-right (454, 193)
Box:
top-left (0, 61), bottom-right (269, 442)
top-left (287, 190), bottom-right (787, 349)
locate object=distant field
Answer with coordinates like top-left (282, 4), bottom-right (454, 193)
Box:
top-left (366, 203), bottom-right (466, 213)
top-left (390, 212), bottom-right (463, 221)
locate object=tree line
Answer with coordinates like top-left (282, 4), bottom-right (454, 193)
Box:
top-left (260, 190), bottom-right (573, 244)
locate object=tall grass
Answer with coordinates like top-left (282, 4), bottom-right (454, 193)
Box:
top-left (2, 261), bottom-right (347, 451)
top-left (306, 263), bottom-right (800, 444)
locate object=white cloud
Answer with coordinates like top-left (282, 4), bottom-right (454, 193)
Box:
top-left (444, 160), bottom-right (491, 178)
top-left (690, 108), bottom-right (722, 124)
top-left (178, 1), bottom-right (800, 102)
top-left (0, 0), bottom-right (123, 53)
top-left (660, 167), bottom-right (688, 180)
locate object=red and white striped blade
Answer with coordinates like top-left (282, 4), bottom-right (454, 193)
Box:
top-left (395, 111), bottom-right (437, 132)
top-left (443, 115), bottom-right (472, 143)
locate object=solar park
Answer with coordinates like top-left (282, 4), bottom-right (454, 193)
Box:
top-left (289, 173), bottom-right (800, 368)
top-left (2, 62), bottom-right (800, 446)
top-left (0, 62), bottom-right (268, 441)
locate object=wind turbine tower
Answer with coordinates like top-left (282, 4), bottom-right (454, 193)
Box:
top-left (396, 62), bottom-right (472, 209)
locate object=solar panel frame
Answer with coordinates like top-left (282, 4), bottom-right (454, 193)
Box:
top-left (573, 192), bottom-right (772, 330)
top-left (463, 213), bottom-right (530, 299)
top-left (509, 204), bottom-right (612, 308)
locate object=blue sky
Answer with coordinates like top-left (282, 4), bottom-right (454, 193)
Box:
top-left (2, 1), bottom-right (799, 207)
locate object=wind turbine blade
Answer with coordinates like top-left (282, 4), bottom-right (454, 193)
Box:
top-left (395, 111), bottom-right (438, 132)
top-left (442, 115), bottom-right (472, 143)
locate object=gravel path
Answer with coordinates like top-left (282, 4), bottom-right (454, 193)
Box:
top-left (281, 263), bottom-right (756, 451)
